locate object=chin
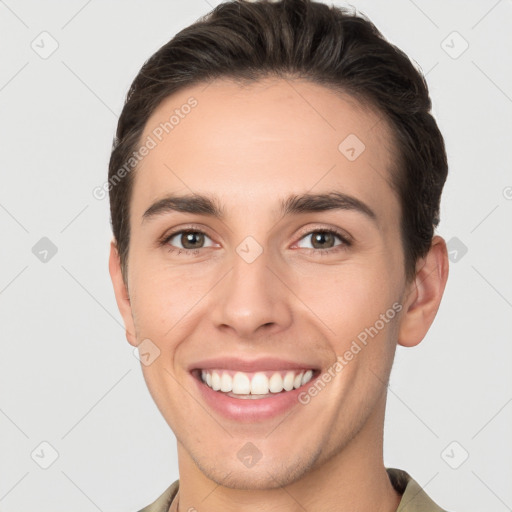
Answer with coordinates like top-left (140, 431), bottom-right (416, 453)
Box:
top-left (201, 465), bottom-right (302, 490)
top-left (190, 445), bottom-right (320, 490)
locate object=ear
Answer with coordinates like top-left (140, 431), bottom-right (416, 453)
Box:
top-left (109, 240), bottom-right (137, 347)
top-left (397, 235), bottom-right (449, 347)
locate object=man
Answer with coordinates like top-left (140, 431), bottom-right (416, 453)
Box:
top-left (108, 1), bottom-right (450, 510)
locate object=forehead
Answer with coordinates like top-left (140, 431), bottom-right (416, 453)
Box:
top-left (132, 78), bottom-right (399, 227)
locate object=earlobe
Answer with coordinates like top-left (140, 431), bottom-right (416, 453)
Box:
top-left (397, 235), bottom-right (449, 348)
top-left (108, 240), bottom-right (138, 347)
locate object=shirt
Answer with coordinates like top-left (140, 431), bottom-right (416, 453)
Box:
top-left (137, 467), bottom-right (449, 512)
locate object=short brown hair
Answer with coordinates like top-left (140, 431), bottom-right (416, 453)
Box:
top-left (108, 0), bottom-right (448, 283)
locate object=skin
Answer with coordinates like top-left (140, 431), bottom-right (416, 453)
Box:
top-left (110, 78), bottom-right (449, 512)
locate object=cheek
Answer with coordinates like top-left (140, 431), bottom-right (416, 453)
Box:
top-left (128, 258), bottom-right (212, 341)
top-left (294, 261), bottom-right (399, 344)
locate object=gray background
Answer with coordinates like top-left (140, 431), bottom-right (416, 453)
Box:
top-left (1, 0), bottom-right (511, 511)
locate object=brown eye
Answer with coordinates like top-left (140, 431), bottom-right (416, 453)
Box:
top-left (295, 229), bottom-right (350, 252)
top-left (310, 231), bottom-right (336, 249)
top-left (180, 232), bottom-right (205, 249)
top-left (166, 230), bottom-right (215, 250)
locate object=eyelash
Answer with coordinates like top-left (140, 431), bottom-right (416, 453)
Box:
top-left (159, 226), bottom-right (352, 257)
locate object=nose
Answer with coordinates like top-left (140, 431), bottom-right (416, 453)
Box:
top-left (210, 246), bottom-right (293, 339)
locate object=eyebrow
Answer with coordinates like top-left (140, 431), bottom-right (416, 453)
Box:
top-left (142, 191), bottom-right (377, 224)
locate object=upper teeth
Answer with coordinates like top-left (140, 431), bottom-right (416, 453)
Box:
top-left (201, 369), bottom-right (314, 395)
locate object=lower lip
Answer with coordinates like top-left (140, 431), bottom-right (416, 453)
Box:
top-left (192, 372), bottom-right (316, 422)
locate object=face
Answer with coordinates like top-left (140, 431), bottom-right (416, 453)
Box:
top-left (112, 78), bottom-right (419, 489)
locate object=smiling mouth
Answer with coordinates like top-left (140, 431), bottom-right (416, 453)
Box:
top-left (192, 368), bottom-right (317, 399)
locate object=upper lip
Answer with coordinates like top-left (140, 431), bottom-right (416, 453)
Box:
top-left (189, 357), bottom-right (319, 373)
